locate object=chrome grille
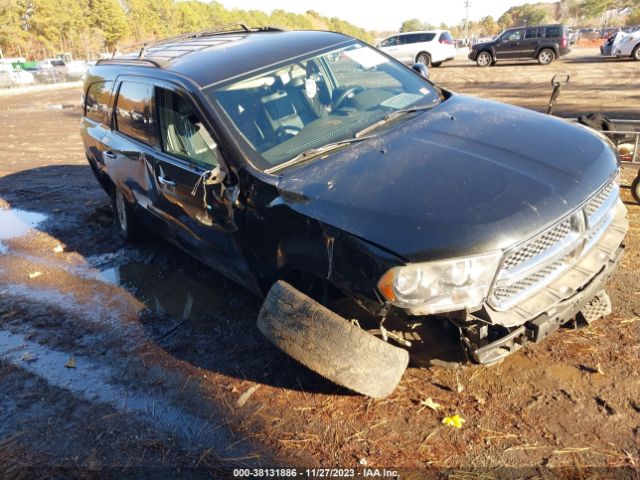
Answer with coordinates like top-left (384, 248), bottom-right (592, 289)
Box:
top-left (489, 178), bottom-right (619, 311)
top-left (585, 181), bottom-right (615, 220)
top-left (492, 257), bottom-right (568, 306)
top-left (501, 218), bottom-right (572, 271)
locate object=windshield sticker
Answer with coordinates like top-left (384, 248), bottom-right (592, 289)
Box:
top-left (380, 93), bottom-right (425, 109)
top-left (305, 78), bottom-right (317, 99)
top-left (343, 48), bottom-right (389, 69)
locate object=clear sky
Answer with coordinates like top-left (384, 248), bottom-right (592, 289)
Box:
top-left (218, 0), bottom-right (556, 32)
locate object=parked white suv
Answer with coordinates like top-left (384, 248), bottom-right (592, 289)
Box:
top-left (613, 30), bottom-right (640, 60)
top-left (376, 30), bottom-right (456, 67)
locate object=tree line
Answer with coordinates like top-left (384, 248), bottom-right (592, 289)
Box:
top-left (2, 0), bottom-right (639, 61)
top-left (400, 0), bottom-right (640, 39)
top-left (0, 0), bottom-right (373, 60)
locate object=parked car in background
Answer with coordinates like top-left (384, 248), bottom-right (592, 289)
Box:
top-left (613, 29), bottom-right (640, 60)
top-left (601, 31), bottom-right (619, 56)
top-left (23, 63), bottom-right (65, 83)
top-left (376, 30), bottom-right (456, 67)
top-left (469, 24), bottom-right (570, 66)
top-left (82, 27), bottom-right (627, 398)
top-left (0, 63), bottom-right (35, 86)
top-left (38, 58), bottom-right (88, 81)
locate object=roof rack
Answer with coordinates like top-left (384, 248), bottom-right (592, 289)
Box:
top-left (111, 24), bottom-right (283, 60)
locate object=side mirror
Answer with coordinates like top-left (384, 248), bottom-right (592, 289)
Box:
top-left (411, 63), bottom-right (429, 80)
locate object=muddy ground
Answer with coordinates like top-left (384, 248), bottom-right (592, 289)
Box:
top-left (0, 48), bottom-right (639, 478)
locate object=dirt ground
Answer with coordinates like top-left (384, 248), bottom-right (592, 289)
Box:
top-left (0, 48), bottom-right (639, 478)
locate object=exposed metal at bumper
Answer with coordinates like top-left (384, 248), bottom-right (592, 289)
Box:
top-left (485, 198), bottom-right (627, 328)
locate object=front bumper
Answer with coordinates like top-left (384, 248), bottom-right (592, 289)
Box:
top-left (466, 199), bottom-right (628, 364)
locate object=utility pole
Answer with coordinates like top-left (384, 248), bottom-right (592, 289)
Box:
top-left (464, 0), bottom-right (471, 45)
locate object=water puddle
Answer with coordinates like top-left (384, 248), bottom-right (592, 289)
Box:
top-left (99, 262), bottom-right (223, 322)
top-left (0, 208), bottom-right (47, 253)
top-left (0, 329), bottom-right (261, 464)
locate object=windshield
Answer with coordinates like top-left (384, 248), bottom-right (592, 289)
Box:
top-left (206, 42), bottom-right (441, 171)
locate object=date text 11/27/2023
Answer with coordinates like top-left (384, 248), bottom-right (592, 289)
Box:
top-left (232, 468), bottom-right (401, 478)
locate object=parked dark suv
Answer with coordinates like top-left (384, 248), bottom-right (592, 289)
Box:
top-left (469, 24), bottom-right (571, 66)
top-left (82, 26), bottom-right (627, 398)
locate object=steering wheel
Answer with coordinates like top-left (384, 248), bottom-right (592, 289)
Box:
top-left (331, 86), bottom-right (364, 110)
top-left (275, 125), bottom-right (302, 140)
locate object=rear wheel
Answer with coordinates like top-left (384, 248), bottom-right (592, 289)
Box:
top-left (476, 51), bottom-right (492, 67)
top-left (112, 187), bottom-right (142, 241)
top-left (416, 52), bottom-right (431, 66)
top-left (537, 48), bottom-right (556, 65)
top-left (632, 44), bottom-right (640, 61)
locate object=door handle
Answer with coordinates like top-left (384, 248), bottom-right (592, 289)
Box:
top-left (158, 176), bottom-right (176, 188)
top-left (103, 150), bottom-right (117, 159)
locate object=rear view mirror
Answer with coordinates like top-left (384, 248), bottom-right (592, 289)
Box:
top-left (411, 63), bottom-right (429, 79)
top-left (205, 165), bottom-right (226, 185)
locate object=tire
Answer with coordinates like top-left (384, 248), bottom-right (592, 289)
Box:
top-left (631, 175), bottom-right (640, 204)
top-left (537, 48), bottom-right (556, 65)
top-left (431, 61), bottom-right (443, 67)
top-left (476, 51), bottom-right (492, 67)
top-left (416, 52), bottom-right (431, 66)
top-left (111, 186), bottom-right (142, 241)
top-left (257, 281), bottom-right (409, 398)
top-left (632, 44), bottom-right (640, 61)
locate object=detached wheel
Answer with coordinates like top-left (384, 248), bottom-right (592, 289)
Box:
top-left (476, 51), bottom-right (492, 67)
top-left (631, 175), bottom-right (640, 204)
top-left (416, 52), bottom-right (431, 66)
top-left (257, 281), bottom-right (409, 398)
top-left (112, 187), bottom-right (142, 241)
top-left (632, 45), bottom-right (640, 61)
top-left (537, 48), bottom-right (556, 65)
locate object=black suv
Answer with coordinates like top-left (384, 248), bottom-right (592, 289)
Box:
top-left (81, 27), bottom-right (626, 398)
top-left (469, 24), bottom-right (571, 66)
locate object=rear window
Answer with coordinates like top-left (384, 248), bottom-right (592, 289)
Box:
top-left (85, 81), bottom-right (114, 125)
top-left (545, 27), bottom-right (561, 37)
top-left (114, 81), bottom-right (158, 146)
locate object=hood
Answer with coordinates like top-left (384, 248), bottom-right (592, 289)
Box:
top-left (275, 95), bottom-right (618, 263)
top-left (471, 41), bottom-right (494, 50)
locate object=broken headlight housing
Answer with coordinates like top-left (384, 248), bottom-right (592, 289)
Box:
top-left (377, 252), bottom-right (501, 315)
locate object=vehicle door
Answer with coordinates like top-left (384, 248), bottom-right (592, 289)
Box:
top-left (495, 29), bottom-right (524, 59)
top-left (149, 82), bottom-right (252, 285)
top-left (377, 35), bottom-right (401, 60)
top-left (99, 79), bottom-right (160, 223)
top-left (522, 27), bottom-right (542, 58)
top-left (397, 33), bottom-right (420, 63)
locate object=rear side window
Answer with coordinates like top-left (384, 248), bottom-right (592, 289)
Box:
top-left (545, 27), bottom-right (561, 37)
top-left (525, 28), bottom-right (542, 39)
top-left (400, 33), bottom-right (435, 44)
top-left (85, 81), bottom-right (114, 125)
top-left (115, 82), bottom-right (157, 146)
top-left (439, 32), bottom-right (454, 42)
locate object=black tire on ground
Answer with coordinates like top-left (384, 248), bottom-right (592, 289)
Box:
top-left (537, 48), bottom-right (556, 65)
top-left (257, 280), bottom-right (409, 398)
top-left (476, 51), bottom-right (492, 67)
top-left (416, 52), bottom-right (431, 66)
top-left (431, 61), bottom-right (443, 67)
top-left (111, 186), bottom-right (142, 241)
top-left (631, 175), bottom-right (640, 204)
top-left (632, 44), bottom-right (640, 61)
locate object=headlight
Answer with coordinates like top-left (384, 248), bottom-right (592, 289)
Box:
top-left (377, 252), bottom-right (501, 315)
